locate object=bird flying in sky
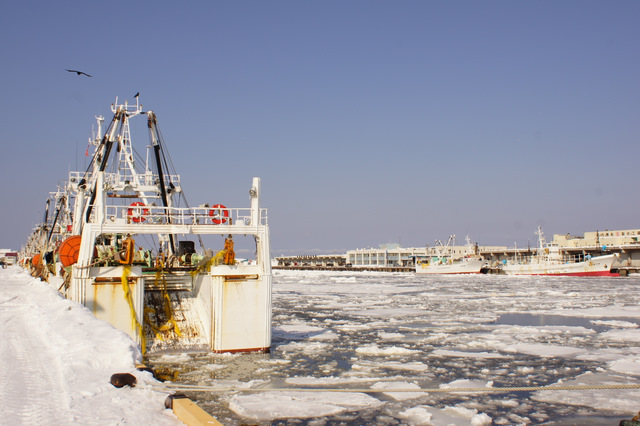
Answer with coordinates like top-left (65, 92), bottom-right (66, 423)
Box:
top-left (66, 69), bottom-right (92, 77)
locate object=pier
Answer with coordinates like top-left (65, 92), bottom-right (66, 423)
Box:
top-left (273, 265), bottom-right (414, 273)
top-left (274, 254), bottom-right (413, 272)
top-left (275, 239), bottom-right (640, 275)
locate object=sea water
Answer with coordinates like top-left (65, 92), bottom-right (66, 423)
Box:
top-left (147, 270), bottom-right (640, 425)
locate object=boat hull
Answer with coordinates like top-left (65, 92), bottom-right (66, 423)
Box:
top-left (416, 258), bottom-right (484, 274)
top-left (501, 254), bottom-right (619, 276)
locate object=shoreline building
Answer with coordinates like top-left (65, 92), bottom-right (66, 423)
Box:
top-left (275, 229), bottom-right (640, 272)
top-left (346, 241), bottom-right (507, 268)
top-left (552, 229), bottom-right (640, 248)
top-left (0, 249), bottom-right (18, 265)
top-left (346, 244), bottom-right (425, 268)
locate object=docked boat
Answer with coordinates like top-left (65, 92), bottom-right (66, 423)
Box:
top-left (501, 227), bottom-right (618, 276)
top-left (416, 235), bottom-right (484, 274)
top-left (21, 97), bottom-right (273, 354)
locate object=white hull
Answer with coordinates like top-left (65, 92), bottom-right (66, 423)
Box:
top-left (502, 254), bottom-right (618, 276)
top-left (416, 258), bottom-right (484, 274)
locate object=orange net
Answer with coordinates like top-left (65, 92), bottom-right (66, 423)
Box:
top-left (59, 236), bottom-right (82, 267)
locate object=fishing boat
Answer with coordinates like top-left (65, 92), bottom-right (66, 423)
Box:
top-left (415, 235), bottom-right (484, 274)
top-left (21, 97), bottom-right (273, 354)
top-left (501, 226), bottom-right (618, 276)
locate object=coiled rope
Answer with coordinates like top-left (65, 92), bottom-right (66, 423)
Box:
top-left (151, 382), bottom-right (640, 394)
top-left (121, 266), bottom-right (146, 354)
top-left (144, 257), bottom-right (182, 341)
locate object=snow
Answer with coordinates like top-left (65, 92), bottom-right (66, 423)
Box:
top-left (229, 391), bottom-right (384, 420)
top-left (600, 329), bottom-right (640, 342)
top-left (609, 355), bottom-right (640, 375)
top-left (0, 267), bottom-right (181, 425)
top-left (439, 379), bottom-right (495, 393)
top-left (370, 381), bottom-right (424, 400)
top-left (231, 270), bottom-right (640, 424)
top-left (532, 371), bottom-right (640, 413)
top-left (144, 270), bottom-right (640, 424)
top-left (6, 266), bottom-right (640, 425)
top-left (591, 319), bottom-right (639, 328)
top-left (431, 349), bottom-right (506, 359)
top-left (502, 343), bottom-right (587, 358)
top-left (355, 344), bottom-right (421, 356)
top-left (398, 405), bottom-right (492, 426)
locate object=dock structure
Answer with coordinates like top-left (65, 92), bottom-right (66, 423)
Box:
top-left (275, 254), bottom-right (347, 268)
top-left (275, 228), bottom-right (640, 275)
top-left (273, 253), bottom-right (414, 272)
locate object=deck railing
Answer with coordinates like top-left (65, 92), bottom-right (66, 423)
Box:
top-left (510, 252), bottom-right (599, 265)
top-left (96, 205), bottom-right (268, 226)
top-left (68, 171), bottom-right (181, 189)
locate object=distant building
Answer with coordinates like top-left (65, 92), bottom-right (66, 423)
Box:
top-left (552, 229), bottom-right (640, 248)
top-left (346, 242), bottom-right (507, 268)
top-left (346, 246), bottom-right (425, 268)
top-left (275, 229), bottom-right (640, 270)
top-left (0, 249), bottom-right (18, 265)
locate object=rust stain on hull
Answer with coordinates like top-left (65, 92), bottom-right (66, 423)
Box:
top-left (211, 346), bottom-right (270, 354)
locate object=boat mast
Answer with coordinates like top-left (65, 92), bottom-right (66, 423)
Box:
top-left (445, 235), bottom-right (455, 257)
top-left (45, 195), bottom-right (65, 245)
top-left (78, 99), bottom-right (154, 230)
top-left (42, 199), bottom-right (50, 225)
top-left (147, 111), bottom-right (176, 255)
top-left (536, 226), bottom-right (546, 256)
top-left (82, 108), bottom-right (125, 223)
top-left (115, 101), bottom-right (147, 195)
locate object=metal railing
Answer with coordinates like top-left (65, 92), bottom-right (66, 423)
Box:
top-left (509, 252), bottom-right (601, 265)
top-left (68, 171), bottom-right (181, 189)
top-left (93, 205), bottom-right (268, 226)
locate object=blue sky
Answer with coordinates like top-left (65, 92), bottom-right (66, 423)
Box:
top-left (1, 1), bottom-right (639, 255)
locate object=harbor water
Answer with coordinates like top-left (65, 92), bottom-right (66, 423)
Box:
top-left (148, 270), bottom-right (640, 425)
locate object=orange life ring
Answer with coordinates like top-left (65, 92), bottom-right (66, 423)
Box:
top-left (127, 202), bottom-right (149, 223)
top-left (59, 235), bottom-right (82, 267)
top-left (208, 204), bottom-right (229, 224)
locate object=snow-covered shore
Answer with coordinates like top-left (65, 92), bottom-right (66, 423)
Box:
top-left (0, 266), bottom-right (181, 425)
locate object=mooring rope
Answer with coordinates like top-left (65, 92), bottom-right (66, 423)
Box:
top-left (150, 382), bottom-right (640, 394)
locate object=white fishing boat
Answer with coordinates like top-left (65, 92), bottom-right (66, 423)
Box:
top-left (21, 97), bottom-right (273, 354)
top-left (416, 235), bottom-right (484, 274)
top-left (501, 227), bottom-right (618, 276)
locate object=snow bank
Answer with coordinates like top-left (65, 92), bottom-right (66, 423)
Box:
top-left (0, 267), bottom-right (180, 425)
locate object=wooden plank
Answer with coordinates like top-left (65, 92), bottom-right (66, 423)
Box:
top-left (171, 397), bottom-right (222, 426)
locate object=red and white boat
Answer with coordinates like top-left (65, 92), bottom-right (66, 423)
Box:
top-left (501, 227), bottom-right (618, 277)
